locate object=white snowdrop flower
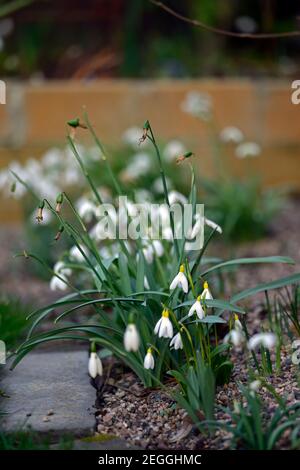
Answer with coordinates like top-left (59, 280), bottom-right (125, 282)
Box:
top-left (234, 314), bottom-right (243, 331)
top-left (224, 329), bottom-right (245, 347)
top-left (64, 167), bottom-right (82, 185)
top-left (152, 176), bottom-right (173, 194)
top-left (235, 142), bottom-right (261, 159)
top-left (88, 351), bottom-right (103, 378)
top-left (154, 309), bottom-right (174, 339)
top-left (170, 265), bottom-right (188, 293)
top-left (143, 244), bottom-right (154, 264)
top-left (204, 217), bottom-right (222, 234)
top-left (201, 281), bottom-right (213, 301)
top-left (249, 380), bottom-right (261, 393)
top-left (163, 140), bottom-right (187, 162)
top-left (120, 153), bottom-right (152, 181)
top-left (219, 126), bottom-right (244, 144)
top-left (122, 127), bottom-right (144, 148)
top-left (291, 339), bottom-right (300, 365)
top-left (169, 190), bottom-right (188, 206)
top-left (69, 245), bottom-right (87, 262)
top-left (50, 276), bottom-right (68, 291)
top-left (170, 332), bottom-right (183, 350)
top-left (124, 323), bottom-right (140, 352)
top-left (248, 332), bottom-right (277, 350)
top-left (42, 148), bottom-right (63, 168)
top-left (50, 261), bottom-right (72, 291)
top-left (152, 240), bottom-right (164, 257)
top-left (181, 91), bottom-right (212, 120)
top-left (188, 296), bottom-right (205, 320)
top-left (144, 348), bottom-right (155, 369)
top-left (76, 197), bottom-right (97, 223)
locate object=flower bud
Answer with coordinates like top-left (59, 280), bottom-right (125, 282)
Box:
top-left (54, 225), bottom-right (64, 241)
top-left (139, 120), bottom-right (150, 145)
top-left (55, 193), bottom-right (64, 213)
top-left (176, 151), bottom-right (193, 164)
top-left (36, 200), bottom-right (45, 223)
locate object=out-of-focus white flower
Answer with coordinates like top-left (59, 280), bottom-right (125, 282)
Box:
top-left (189, 214), bottom-right (222, 239)
top-left (124, 323), bottom-right (140, 352)
top-left (235, 142), bottom-right (261, 159)
top-left (49, 261), bottom-right (72, 291)
top-left (248, 332), bottom-right (277, 350)
top-left (144, 276), bottom-right (150, 290)
top-left (76, 197), bottom-right (97, 223)
top-left (170, 332), bottom-right (183, 350)
top-left (170, 265), bottom-right (188, 293)
top-left (181, 91), bottom-right (212, 120)
top-left (154, 309), bottom-right (174, 338)
top-left (144, 348), bottom-right (155, 369)
top-left (152, 240), bottom-right (164, 257)
top-left (201, 281), bottom-right (213, 301)
top-left (224, 329), bottom-right (245, 347)
top-left (152, 176), bottom-right (173, 194)
top-left (188, 296), bottom-right (205, 319)
top-left (69, 245), bottom-right (87, 262)
top-left (163, 140), bottom-right (187, 162)
top-left (88, 351), bottom-right (103, 378)
top-left (143, 244), bottom-right (154, 264)
top-left (120, 153), bottom-right (152, 181)
top-left (122, 127), bottom-right (147, 148)
top-left (169, 190), bottom-right (188, 206)
top-left (204, 217), bottom-right (222, 234)
top-left (42, 148), bottom-right (64, 168)
top-left (219, 126), bottom-right (244, 144)
top-left (249, 379), bottom-right (261, 393)
top-left (291, 339), bottom-right (300, 365)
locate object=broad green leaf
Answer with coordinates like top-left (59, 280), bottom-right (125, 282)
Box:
top-left (201, 256), bottom-right (294, 277)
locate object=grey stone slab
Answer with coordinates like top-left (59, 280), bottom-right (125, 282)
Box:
top-left (0, 350), bottom-right (96, 436)
top-left (52, 436), bottom-right (140, 450)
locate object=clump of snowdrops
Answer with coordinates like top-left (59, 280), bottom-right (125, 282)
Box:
top-left (11, 115), bottom-right (300, 422)
top-left (181, 91), bottom-right (284, 241)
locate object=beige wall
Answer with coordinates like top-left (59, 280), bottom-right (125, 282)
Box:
top-left (1, 79), bottom-right (300, 222)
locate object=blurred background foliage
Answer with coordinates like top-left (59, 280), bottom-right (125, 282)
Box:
top-left (0, 0), bottom-right (299, 79)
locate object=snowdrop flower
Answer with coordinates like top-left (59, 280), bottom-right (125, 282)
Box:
top-left (204, 217), bottom-right (222, 234)
top-left (249, 379), bottom-right (261, 393)
top-left (181, 91), bottom-right (212, 120)
top-left (201, 281), bottom-right (213, 301)
top-left (122, 127), bottom-right (146, 148)
top-left (234, 314), bottom-right (243, 331)
top-left (224, 329), bottom-right (245, 347)
top-left (152, 176), bottom-right (173, 194)
top-left (248, 332), bottom-right (277, 350)
top-left (123, 323), bottom-right (140, 352)
top-left (142, 244), bottom-right (154, 264)
top-left (144, 348), bottom-right (155, 369)
top-left (69, 245), bottom-right (87, 262)
top-left (120, 153), bottom-right (152, 181)
top-left (170, 265), bottom-right (188, 293)
top-left (163, 140), bottom-right (187, 162)
top-left (291, 339), bottom-right (300, 365)
top-left (170, 332), bottom-right (183, 350)
top-left (152, 240), bottom-right (164, 257)
top-left (169, 190), bottom-right (188, 206)
top-left (219, 126), bottom-right (244, 144)
top-left (88, 351), bottom-right (103, 378)
top-left (49, 261), bottom-right (72, 292)
top-left (154, 309), bottom-right (174, 339)
top-left (189, 214), bottom-right (222, 239)
top-left (188, 296), bottom-right (205, 320)
top-left (235, 142), bottom-right (261, 159)
top-left (76, 197), bottom-right (97, 223)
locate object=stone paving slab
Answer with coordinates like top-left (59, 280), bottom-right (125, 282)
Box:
top-left (0, 350), bottom-right (96, 437)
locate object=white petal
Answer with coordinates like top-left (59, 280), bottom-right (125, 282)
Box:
top-left (88, 353), bottom-right (98, 378)
top-left (179, 273), bottom-right (188, 293)
top-left (170, 273), bottom-right (180, 291)
top-left (195, 301), bottom-right (205, 319)
top-left (154, 317), bottom-right (163, 335)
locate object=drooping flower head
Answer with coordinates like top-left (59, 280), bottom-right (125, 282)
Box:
top-left (154, 308), bottom-right (173, 339)
top-left (201, 281), bottom-right (213, 301)
top-left (123, 323), bottom-right (140, 352)
top-left (144, 348), bottom-right (155, 369)
top-left (170, 265), bottom-right (188, 293)
top-left (188, 296), bottom-right (205, 319)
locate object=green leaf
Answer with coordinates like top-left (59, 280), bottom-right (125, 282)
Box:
top-left (201, 256), bottom-right (294, 277)
top-left (231, 273), bottom-right (300, 303)
top-left (118, 252), bottom-right (132, 295)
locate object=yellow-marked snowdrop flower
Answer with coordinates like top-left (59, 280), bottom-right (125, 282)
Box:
top-left (144, 348), bottom-right (155, 369)
top-left (201, 281), bottom-right (213, 300)
top-left (88, 351), bottom-right (103, 378)
top-left (123, 323), bottom-right (140, 352)
top-left (248, 332), bottom-right (277, 350)
top-left (224, 314), bottom-right (245, 347)
top-left (170, 265), bottom-right (188, 293)
top-left (291, 339), bottom-right (300, 365)
top-left (188, 296), bottom-right (205, 320)
top-left (170, 332), bottom-right (183, 350)
top-left (154, 309), bottom-right (173, 338)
